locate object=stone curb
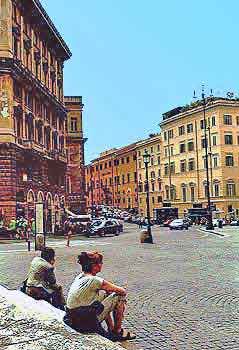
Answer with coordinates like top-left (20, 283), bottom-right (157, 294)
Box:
top-left (0, 285), bottom-right (126, 350)
top-left (198, 227), bottom-right (225, 237)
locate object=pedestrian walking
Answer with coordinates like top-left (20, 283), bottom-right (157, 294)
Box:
top-left (66, 223), bottom-right (73, 247)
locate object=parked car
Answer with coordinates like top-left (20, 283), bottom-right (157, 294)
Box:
top-left (230, 220), bottom-right (239, 226)
top-left (169, 219), bottom-right (189, 230)
top-left (123, 216), bottom-right (132, 223)
top-left (0, 227), bottom-right (14, 239)
top-left (212, 218), bottom-right (226, 227)
top-left (163, 218), bottom-right (174, 227)
top-left (111, 219), bottom-right (123, 233)
top-left (88, 219), bottom-right (119, 237)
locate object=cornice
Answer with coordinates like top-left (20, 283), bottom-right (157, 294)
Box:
top-left (0, 58), bottom-right (67, 117)
top-left (30, 0), bottom-right (72, 60)
top-left (136, 135), bottom-right (161, 148)
top-left (160, 99), bottom-right (239, 127)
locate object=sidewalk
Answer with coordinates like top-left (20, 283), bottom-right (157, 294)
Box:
top-left (0, 285), bottom-right (129, 350)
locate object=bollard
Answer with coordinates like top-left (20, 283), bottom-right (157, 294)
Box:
top-left (66, 234), bottom-right (70, 247)
top-left (140, 229), bottom-right (152, 243)
top-left (27, 240), bottom-right (31, 252)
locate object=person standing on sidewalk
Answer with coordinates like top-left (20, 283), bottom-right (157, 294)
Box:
top-left (66, 222), bottom-right (73, 247)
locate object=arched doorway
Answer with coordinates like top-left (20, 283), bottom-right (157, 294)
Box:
top-left (54, 194), bottom-right (60, 230)
top-left (37, 191), bottom-right (44, 203)
top-left (46, 193), bottom-right (53, 233)
top-left (60, 196), bottom-right (66, 225)
top-left (27, 189), bottom-right (35, 221)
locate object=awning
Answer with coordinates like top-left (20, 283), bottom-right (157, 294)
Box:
top-left (65, 208), bottom-right (91, 219)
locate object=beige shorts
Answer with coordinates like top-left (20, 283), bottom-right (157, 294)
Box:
top-left (96, 291), bottom-right (126, 322)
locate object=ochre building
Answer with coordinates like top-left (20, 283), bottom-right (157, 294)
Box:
top-left (160, 97), bottom-right (239, 216)
top-left (85, 143), bottom-right (138, 211)
top-left (0, 0), bottom-right (71, 228)
top-left (136, 134), bottom-right (162, 217)
top-left (65, 96), bottom-right (86, 214)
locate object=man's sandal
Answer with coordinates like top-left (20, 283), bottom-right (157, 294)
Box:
top-left (111, 329), bottom-right (136, 342)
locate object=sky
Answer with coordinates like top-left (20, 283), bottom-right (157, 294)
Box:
top-left (41, 0), bottom-right (239, 163)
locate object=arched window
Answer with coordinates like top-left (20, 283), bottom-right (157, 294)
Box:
top-left (46, 192), bottom-right (53, 209)
top-left (27, 189), bottom-right (35, 204)
top-left (37, 191), bottom-right (44, 203)
top-left (54, 194), bottom-right (60, 209)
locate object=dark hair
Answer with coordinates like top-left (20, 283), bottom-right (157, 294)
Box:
top-left (41, 247), bottom-right (55, 263)
top-left (77, 251), bottom-right (103, 272)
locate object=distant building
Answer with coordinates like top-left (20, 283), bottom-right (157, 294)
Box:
top-left (160, 97), bottom-right (239, 216)
top-left (85, 143), bottom-right (138, 211)
top-left (0, 0), bottom-right (71, 228)
top-left (65, 96), bottom-right (86, 214)
top-left (136, 134), bottom-right (162, 217)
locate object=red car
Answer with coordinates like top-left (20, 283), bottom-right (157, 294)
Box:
top-left (163, 218), bottom-right (174, 227)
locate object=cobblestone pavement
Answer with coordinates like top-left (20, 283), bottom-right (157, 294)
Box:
top-left (1, 224), bottom-right (239, 349)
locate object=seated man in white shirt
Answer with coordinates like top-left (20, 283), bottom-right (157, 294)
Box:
top-left (64, 251), bottom-right (136, 342)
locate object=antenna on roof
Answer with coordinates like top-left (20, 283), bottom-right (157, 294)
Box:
top-left (210, 89), bottom-right (213, 97)
top-left (201, 84), bottom-right (205, 100)
top-left (193, 90), bottom-right (197, 99)
top-left (226, 91), bottom-right (234, 99)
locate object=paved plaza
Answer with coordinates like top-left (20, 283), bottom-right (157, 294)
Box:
top-left (1, 224), bottom-right (239, 349)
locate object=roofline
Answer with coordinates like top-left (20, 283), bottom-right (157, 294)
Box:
top-left (160, 97), bottom-right (239, 127)
top-left (136, 134), bottom-right (161, 147)
top-left (33, 0), bottom-right (72, 59)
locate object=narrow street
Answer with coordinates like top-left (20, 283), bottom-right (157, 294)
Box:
top-left (1, 224), bottom-right (239, 349)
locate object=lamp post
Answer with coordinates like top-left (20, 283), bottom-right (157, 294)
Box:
top-left (201, 85), bottom-right (214, 230)
top-left (89, 166), bottom-right (95, 217)
top-left (143, 150), bottom-right (153, 243)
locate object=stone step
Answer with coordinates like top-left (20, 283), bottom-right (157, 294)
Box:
top-left (0, 285), bottom-right (126, 350)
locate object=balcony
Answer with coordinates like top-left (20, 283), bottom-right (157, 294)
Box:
top-left (22, 139), bottom-right (33, 149)
top-left (49, 149), bottom-right (67, 163)
top-left (22, 140), bottom-right (44, 154)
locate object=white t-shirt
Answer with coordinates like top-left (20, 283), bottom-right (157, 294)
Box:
top-left (67, 273), bottom-right (104, 309)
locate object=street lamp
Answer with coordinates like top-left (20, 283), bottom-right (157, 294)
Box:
top-left (143, 150), bottom-right (153, 243)
top-left (201, 85), bottom-right (214, 230)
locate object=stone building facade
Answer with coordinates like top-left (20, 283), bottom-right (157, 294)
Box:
top-left (160, 97), bottom-right (239, 216)
top-left (85, 97), bottom-right (239, 220)
top-left (85, 143), bottom-right (138, 211)
top-left (136, 134), bottom-right (162, 217)
top-left (0, 0), bottom-right (71, 228)
top-left (65, 96), bottom-right (86, 214)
